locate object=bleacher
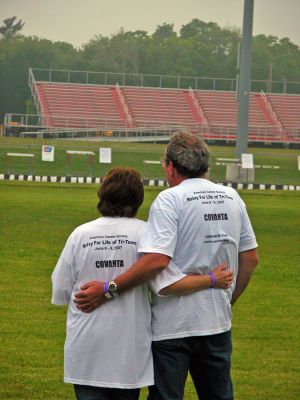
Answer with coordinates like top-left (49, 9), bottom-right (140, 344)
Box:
top-left (35, 82), bottom-right (125, 129)
top-left (267, 94), bottom-right (300, 142)
top-left (248, 93), bottom-right (280, 142)
top-left (195, 91), bottom-right (281, 142)
top-left (195, 91), bottom-right (237, 140)
top-left (31, 78), bottom-right (300, 143)
top-left (122, 87), bottom-right (200, 130)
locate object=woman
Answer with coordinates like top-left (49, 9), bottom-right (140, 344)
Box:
top-left (52, 168), bottom-right (152, 400)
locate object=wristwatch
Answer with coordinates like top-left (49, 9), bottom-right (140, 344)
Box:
top-left (108, 280), bottom-right (119, 298)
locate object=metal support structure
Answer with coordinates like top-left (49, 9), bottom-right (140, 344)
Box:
top-left (236, 0), bottom-right (254, 157)
top-left (29, 67), bottom-right (300, 93)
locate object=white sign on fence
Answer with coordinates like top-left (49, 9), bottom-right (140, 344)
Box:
top-left (42, 145), bottom-right (55, 162)
top-left (99, 148), bottom-right (112, 164)
top-left (241, 153), bottom-right (254, 169)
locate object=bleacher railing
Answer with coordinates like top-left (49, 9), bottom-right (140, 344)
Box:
top-left (28, 68), bottom-right (43, 116)
top-left (260, 90), bottom-right (284, 130)
top-left (6, 113), bottom-right (300, 143)
top-left (29, 68), bottom-right (300, 94)
top-left (4, 113), bottom-right (126, 130)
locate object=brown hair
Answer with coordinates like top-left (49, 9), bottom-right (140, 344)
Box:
top-left (97, 168), bottom-right (144, 218)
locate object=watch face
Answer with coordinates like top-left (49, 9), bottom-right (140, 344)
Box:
top-left (108, 281), bottom-right (117, 293)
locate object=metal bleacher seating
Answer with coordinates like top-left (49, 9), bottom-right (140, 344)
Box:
top-left (32, 80), bottom-right (300, 143)
top-left (35, 82), bottom-right (125, 129)
top-left (195, 90), bottom-right (281, 142)
top-left (122, 86), bottom-right (200, 131)
top-left (267, 94), bottom-right (300, 142)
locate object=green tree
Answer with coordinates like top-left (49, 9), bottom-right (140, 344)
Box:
top-left (80, 29), bottom-right (150, 77)
top-left (179, 19), bottom-right (240, 87)
top-left (0, 16), bottom-right (24, 40)
top-left (252, 35), bottom-right (300, 92)
top-left (153, 23), bottom-right (177, 40)
top-left (0, 35), bottom-right (78, 120)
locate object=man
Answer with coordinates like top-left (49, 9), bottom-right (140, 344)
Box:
top-left (75, 132), bottom-right (258, 400)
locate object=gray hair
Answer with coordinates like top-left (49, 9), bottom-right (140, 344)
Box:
top-left (164, 131), bottom-right (209, 178)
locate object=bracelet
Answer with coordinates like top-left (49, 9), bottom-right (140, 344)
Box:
top-left (209, 272), bottom-right (217, 288)
top-left (103, 281), bottom-right (109, 293)
top-left (103, 281), bottom-right (113, 299)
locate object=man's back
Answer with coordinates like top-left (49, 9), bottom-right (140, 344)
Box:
top-left (140, 178), bottom-right (257, 340)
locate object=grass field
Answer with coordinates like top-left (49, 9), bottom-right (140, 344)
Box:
top-left (1, 137), bottom-right (300, 185)
top-left (0, 179), bottom-right (299, 400)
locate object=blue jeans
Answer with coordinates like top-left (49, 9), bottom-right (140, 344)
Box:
top-left (148, 330), bottom-right (233, 400)
top-left (74, 385), bottom-right (140, 400)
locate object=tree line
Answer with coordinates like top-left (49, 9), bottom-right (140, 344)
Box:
top-left (1, 16), bottom-right (300, 121)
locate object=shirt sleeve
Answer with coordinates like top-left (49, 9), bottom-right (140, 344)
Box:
top-left (149, 260), bottom-right (187, 296)
top-left (138, 192), bottom-right (178, 257)
top-left (51, 233), bottom-right (77, 305)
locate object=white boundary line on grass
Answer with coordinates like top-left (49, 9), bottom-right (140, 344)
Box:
top-left (0, 173), bottom-right (300, 191)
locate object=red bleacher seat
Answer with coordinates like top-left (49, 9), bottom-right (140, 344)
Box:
top-left (35, 82), bottom-right (125, 128)
top-left (33, 81), bottom-right (300, 143)
top-left (267, 94), bottom-right (300, 142)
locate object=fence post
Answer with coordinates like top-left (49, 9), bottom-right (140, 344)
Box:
top-left (283, 79), bottom-right (287, 94)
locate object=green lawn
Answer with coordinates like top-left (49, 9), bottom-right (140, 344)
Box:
top-left (1, 137), bottom-right (300, 185)
top-left (0, 181), bottom-right (299, 399)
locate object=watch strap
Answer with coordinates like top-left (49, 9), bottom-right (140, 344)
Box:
top-left (103, 281), bottom-right (113, 299)
top-left (104, 291), bottom-right (113, 299)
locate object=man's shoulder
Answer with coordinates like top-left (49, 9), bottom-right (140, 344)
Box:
top-left (154, 185), bottom-right (183, 206)
top-left (155, 186), bottom-right (176, 200)
top-left (212, 183), bottom-right (241, 199)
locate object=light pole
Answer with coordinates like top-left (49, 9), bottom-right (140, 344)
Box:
top-left (236, 0), bottom-right (254, 157)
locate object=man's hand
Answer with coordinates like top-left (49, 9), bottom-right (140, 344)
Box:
top-left (73, 253), bottom-right (170, 312)
top-left (74, 281), bottom-right (107, 313)
top-left (212, 264), bottom-right (234, 289)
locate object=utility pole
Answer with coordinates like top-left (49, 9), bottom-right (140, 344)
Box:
top-left (236, 0), bottom-right (254, 157)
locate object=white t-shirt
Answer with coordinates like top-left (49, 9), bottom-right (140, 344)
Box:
top-left (51, 217), bottom-right (154, 389)
top-left (139, 178), bottom-right (258, 341)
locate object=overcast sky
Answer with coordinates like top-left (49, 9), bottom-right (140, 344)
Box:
top-left (1, 0), bottom-right (300, 48)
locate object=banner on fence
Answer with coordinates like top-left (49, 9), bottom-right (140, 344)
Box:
top-left (241, 153), bottom-right (254, 169)
top-left (42, 146), bottom-right (55, 162)
top-left (99, 148), bottom-right (112, 164)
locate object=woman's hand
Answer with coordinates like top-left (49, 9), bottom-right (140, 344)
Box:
top-left (212, 263), bottom-right (234, 289)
